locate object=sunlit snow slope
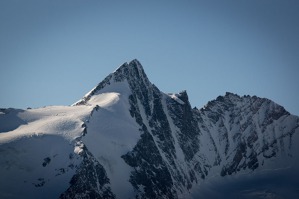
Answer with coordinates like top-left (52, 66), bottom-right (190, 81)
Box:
top-left (1, 59), bottom-right (299, 199)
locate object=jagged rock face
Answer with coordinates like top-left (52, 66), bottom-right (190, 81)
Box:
top-left (72, 60), bottom-right (299, 198)
top-left (1, 59), bottom-right (299, 199)
top-left (60, 144), bottom-right (115, 199)
top-left (58, 60), bottom-right (299, 198)
top-left (197, 93), bottom-right (299, 176)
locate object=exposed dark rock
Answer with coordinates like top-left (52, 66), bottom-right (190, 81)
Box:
top-left (60, 145), bottom-right (115, 199)
top-left (42, 157), bottom-right (51, 167)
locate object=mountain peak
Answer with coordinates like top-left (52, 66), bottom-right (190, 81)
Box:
top-left (74, 59), bottom-right (152, 106)
top-left (2, 59), bottom-right (299, 199)
top-left (130, 59), bottom-right (142, 67)
top-left (112, 59), bottom-right (148, 83)
top-left (114, 59), bottom-right (143, 73)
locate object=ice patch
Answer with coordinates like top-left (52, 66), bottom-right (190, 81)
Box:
top-left (168, 93), bottom-right (185, 105)
top-left (74, 141), bottom-right (84, 155)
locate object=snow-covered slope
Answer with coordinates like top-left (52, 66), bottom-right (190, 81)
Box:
top-left (0, 106), bottom-right (91, 198)
top-left (1, 59), bottom-right (299, 199)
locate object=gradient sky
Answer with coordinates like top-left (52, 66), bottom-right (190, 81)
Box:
top-left (1, 0), bottom-right (298, 115)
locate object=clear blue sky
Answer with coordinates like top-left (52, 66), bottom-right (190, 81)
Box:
top-left (1, 0), bottom-right (299, 115)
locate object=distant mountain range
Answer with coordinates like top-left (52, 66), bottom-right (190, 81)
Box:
top-left (1, 59), bottom-right (298, 199)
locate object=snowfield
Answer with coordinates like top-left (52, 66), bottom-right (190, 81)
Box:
top-left (0, 80), bottom-right (141, 198)
top-left (0, 105), bottom-right (90, 144)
